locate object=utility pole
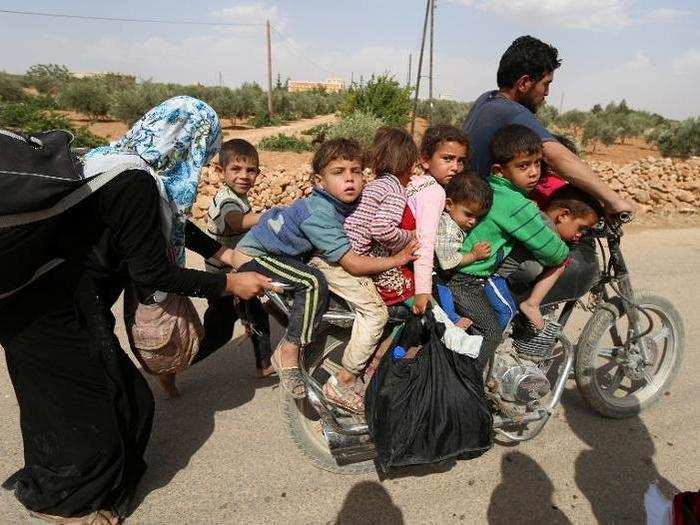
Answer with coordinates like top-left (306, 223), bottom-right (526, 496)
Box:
top-left (351, 71), bottom-right (354, 86)
top-left (407, 53), bottom-right (412, 88)
top-left (411, 0), bottom-right (431, 135)
top-left (219, 70), bottom-right (223, 87)
top-left (559, 92), bottom-right (565, 113)
top-left (266, 20), bottom-right (273, 116)
top-left (428, 0), bottom-right (435, 118)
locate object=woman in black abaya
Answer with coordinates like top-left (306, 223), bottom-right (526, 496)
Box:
top-left (0, 96), bottom-right (271, 524)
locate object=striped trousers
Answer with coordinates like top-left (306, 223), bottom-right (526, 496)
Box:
top-left (446, 272), bottom-right (503, 370)
top-left (240, 255), bottom-right (328, 347)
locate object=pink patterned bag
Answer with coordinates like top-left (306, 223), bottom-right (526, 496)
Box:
top-left (124, 288), bottom-right (204, 375)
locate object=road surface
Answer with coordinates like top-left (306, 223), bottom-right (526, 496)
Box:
top-left (0, 227), bottom-right (697, 524)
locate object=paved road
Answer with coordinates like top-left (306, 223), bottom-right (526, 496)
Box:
top-left (1, 228), bottom-right (698, 524)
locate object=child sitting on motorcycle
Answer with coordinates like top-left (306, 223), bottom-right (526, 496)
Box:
top-left (232, 138), bottom-right (417, 410)
top-left (448, 125), bottom-right (571, 360)
top-left (497, 184), bottom-right (602, 295)
top-left (344, 128), bottom-right (419, 306)
top-left (407, 124), bottom-right (473, 328)
top-left (434, 172), bottom-right (499, 369)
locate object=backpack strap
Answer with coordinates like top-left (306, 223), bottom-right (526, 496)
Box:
top-left (0, 166), bottom-right (127, 229)
top-left (0, 258), bottom-right (65, 300)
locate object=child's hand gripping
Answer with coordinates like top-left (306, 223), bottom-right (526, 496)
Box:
top-left (470, 241), bottom-right (492, 261)
top-left (394, 237), bottom-right (421, 267)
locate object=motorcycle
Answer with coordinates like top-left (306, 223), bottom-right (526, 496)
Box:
top-left (252, 213), bottom-right (685, 474)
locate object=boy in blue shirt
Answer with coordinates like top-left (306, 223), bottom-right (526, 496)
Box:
top-left (233, 138), bottom-right (417, 412)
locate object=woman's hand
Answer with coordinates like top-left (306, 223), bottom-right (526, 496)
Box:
top-left (225, 272), bottom-right (276, 299)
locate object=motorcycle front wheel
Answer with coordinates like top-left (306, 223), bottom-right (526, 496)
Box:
top-left (575, 290), bottom-right (684, 418)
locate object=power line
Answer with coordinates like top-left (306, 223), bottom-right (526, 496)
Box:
top-left (0, 8), bottom-right (264, 26)
top-left (270, 25), bottom-right (337, 78)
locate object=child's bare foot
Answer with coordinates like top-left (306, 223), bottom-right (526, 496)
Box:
top-left (455, 317), bottom-right (473, 330)
top-left (157, 373), bottom-right (180, 399)
top-left (519, 300), bottom-right (545, 330)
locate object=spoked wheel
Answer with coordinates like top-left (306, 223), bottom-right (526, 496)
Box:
top-left (575, 290), bottom-right (684, 418)
top-left (280, 326), bottom-right (377, 474)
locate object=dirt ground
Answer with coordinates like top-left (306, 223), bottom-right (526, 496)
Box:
top-left (0, 226), bottom-right (697, 524)
top-left (70, 109), bottom-right (661, 167)
top-left (73, 109), bottom-right (698, 228)
top-left (582, 137), bottom-right (661, 165)
top-left (65, 112), bottom-right (338, 145)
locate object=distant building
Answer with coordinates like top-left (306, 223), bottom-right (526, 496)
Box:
top-left (70, 71), bottom-right (136, 82)
top-left (288, 77), bottom-right (344, 94)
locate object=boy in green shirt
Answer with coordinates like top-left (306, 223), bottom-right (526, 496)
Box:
top-left (449, 125), bottom-right (570, 360)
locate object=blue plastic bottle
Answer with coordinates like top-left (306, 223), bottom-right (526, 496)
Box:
top-left (392, 345), bottom-right (407, 362)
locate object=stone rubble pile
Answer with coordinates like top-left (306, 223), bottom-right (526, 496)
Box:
top-left (191, 156), bottom-right (699, 220)
top-left (589, 156), bottom-right (699, 215)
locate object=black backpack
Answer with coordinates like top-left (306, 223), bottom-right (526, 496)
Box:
top-left (0, 128), bottom-right (120, 299)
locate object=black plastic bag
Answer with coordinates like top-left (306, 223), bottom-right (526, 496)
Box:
top-left (365, 311), bottom-right (493, 471)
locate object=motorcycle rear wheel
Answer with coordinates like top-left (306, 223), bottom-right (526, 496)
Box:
top-left (575, 290), bottom-right (684, 418)
top-left (280, 327), bottom-right (377, 474)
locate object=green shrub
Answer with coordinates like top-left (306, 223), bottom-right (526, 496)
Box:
top-left (554, 101), bottom-right (670, 145)
top-left (248, 113), bottom-right (289, 128)
top-left (327, 111), bottom-right (383, 147)
top-left (57, 79), bottom-right (112, 118)
top-left (110, 82), bottom-right (178, 125)
top-left (416, 99), bottom-right (472, 126)
top-left (0, 101), bottom-right (105, 147)
top-left (655, 118), bottom-right (700, 158)
top-left (537, 105), bottom-right (559, 128)
top-left (341, 75), bottom-right (412, 127)
top-left (258, 133), bottom-right (312, 152)
top-left (26, 64), bottom-right (71, 94)
top-left (555, 109), bottom-right (587, 132)
top-left (301, 123), bottom-right (332, 138)
top-left (581, 116), bottom-right (618, 151)
top-left (0, 73), bottom-right (27, 102)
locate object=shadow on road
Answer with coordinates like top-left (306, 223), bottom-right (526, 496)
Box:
top-left (132, 336), bottom-right (275, 509)
top-left (488, 451), bottom-right (573, 525)
top-left (377, 461), bottom-right (456, 481)
top-left (335, 481), bottom-right (403, 524)
top-left (561, 388), bottom-right (678, 523)
top-left (487, 388), bottom-right (678, 524)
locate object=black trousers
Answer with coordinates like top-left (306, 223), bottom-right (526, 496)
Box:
top-left (195, 295), bottom-right (272, 368)
top-left (240, 255), bottom-right (328, 347)
top-left (497, 238), bottom-right (600, 305)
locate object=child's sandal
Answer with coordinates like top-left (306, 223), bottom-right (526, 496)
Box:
top-left (271, 351), bottom-right (306, 399)
top-left (322, 375), bottom-right (365, 414)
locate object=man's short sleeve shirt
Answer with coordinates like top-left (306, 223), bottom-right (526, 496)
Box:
top-left (462, 90), bottom-right (555, 177)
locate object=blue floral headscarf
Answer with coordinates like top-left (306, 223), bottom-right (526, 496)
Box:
top-left (84, 96), bottom-right (222, 266)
